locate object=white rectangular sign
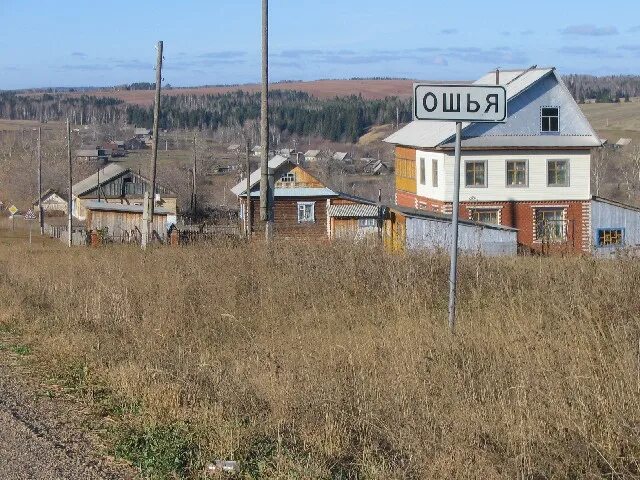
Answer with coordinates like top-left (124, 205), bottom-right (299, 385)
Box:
top-left (413, 84), bottom-right (507, 122)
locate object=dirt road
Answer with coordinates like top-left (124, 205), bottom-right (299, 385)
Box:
top-left (0, 348), bottom-right (133, 480)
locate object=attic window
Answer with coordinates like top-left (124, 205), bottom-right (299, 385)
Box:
top-left (280, 172), bottom-right (295, 184)
top-left (541, 107), bottom-right (559, 133)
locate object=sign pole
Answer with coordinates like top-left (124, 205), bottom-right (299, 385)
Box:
top-left (448, 122), bottom-right (462, 333)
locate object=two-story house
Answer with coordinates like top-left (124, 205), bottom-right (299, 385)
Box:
top-left (385, 67), bottom-right (602, 253)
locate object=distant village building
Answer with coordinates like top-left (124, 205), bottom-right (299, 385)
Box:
top-left (385, 67), bottom-right (640, 254)
top-left (75, 147), bottom-right (111, 160)
top-left (304, 150), bottom-right (321, 162)
top-left (615, 138), bottom-right (632, 148)
top-left (33, 189), bottom-right (67, 214)
top-left (332, 152), bottom-right (352, 162)
top-left (252, 145), bottom-right (262, 157)
top-left (71, 164), bottom-right (177, 223)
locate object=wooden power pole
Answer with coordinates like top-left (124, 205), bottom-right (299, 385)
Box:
top-left (37, 126), bottom-right (44, 235)
top-left (260, 0), bottom-right (273, 240)
top-left (191, 134), bottom-right (197, 217)
top-left (144, 40), bottom-right (163, 248)
top-left (66, 119), bottom-right (72, 247)
top-left (246, 140), bottom-right (252, 238)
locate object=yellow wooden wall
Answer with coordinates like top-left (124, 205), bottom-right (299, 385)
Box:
top-left (395, 146), bottom-right (417, 194)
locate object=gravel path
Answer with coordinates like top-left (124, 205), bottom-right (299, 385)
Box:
top-left (0, 347), bottom-right (135, 480)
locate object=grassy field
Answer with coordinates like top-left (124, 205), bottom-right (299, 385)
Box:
top-left (0, 227), bottom-right (639, 478)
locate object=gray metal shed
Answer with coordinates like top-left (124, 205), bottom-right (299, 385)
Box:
top-left (591, 197), bottom-right (640, 256)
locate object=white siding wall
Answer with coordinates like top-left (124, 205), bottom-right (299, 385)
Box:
top-left (416, 151), bottom-right (447, 201)
top-left (415, 149), bottom-right (591, 202)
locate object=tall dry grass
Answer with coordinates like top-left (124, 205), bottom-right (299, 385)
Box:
top-left (0, 239), bottom-right (639, 478)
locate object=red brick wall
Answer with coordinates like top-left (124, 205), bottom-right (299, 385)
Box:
top-left (457, 200), bottom-right (589, 253)
top-left (397, 192), bottom-right (590, 254)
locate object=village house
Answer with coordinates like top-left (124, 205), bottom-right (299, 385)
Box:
top-left (332, 152), bottom-right (352, 162)
top-left (33, 189), bottom-right (67, 215)
top-left (231, 155), bottom-right (377, 240)
top-left (71, 164), bottom-right (177, 223)
top-left (384, 66), bottom-right (640, 254)
top-left (304, 149), bottom-right (321, 162)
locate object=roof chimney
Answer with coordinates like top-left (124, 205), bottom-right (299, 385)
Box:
top-left (495, 68), bottom-right (500, 85)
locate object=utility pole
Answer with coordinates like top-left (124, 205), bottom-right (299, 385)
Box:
top-left (37, 127), bottom-right (44, 235)
top-left (260, 0), bottom-right (273, 240)
top-left (145, 40), bottom-right (163, 248)
top-left (66, 119), bottom-right (72, 248)
top-left (191, 134), bottom-right (197, 217)
top-left (246, 140), bottom-right (252, 238)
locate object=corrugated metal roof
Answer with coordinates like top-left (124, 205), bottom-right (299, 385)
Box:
top-left (83, 200), bottom-right (171, 215)
top-left (616, 138), bottom-right (632, 146)
top-left (246, 187), bottom-right (338, 198)
top-left (383, 67), bottom-right (599, 149)
top-left (327, 204), bottom-right (379, 217)
top-left (439, 135), bottom-right (602, 148)
top-left (389, 205), bottom-right (518, 232)
top-left (72, 164), bottom-right (127, 196)
top-left (231, 155), bottom-right (291, 196)
top-left (305, 149), bottom-right (321, 157)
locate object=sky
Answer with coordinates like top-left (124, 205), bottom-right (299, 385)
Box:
top-left (0, 0), bottom-right (638, 90)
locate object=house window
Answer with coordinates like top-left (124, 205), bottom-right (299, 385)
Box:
top-left (541, 107), bottom-right (559, 132)
top-left (465, 161), bottom-right (487, 187)
top-left (506, 160), bottom-right (528, 187)
top-left (432, 159), bottom-right (438, 187)
top-left (358, 218), bottom-right (377, 228)
top-left (470, 208), bottom-right (500, 224)
top-left (597, 228), bottom-right (624, 246)
top-left (547, 160), bottom-right (569, 187)
top-left (279, 172), bottom-right (295, 184)
top-left (535, 208), bottom-right (566, 242)
top-left (419, 158), bottom-right (426, 185)
top-left (297, 202), bottom-right (315, 223)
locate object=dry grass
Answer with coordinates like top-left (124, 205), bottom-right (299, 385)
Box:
top-left (0, 238), bottom-right (639, 479)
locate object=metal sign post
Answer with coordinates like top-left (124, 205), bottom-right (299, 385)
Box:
top-left (412, 84), bottom-right (507, 333)
top-left (25, 209), bottom-right (36, 244)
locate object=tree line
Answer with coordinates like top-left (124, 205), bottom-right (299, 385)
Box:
top-left (563, 74), bottom-right (640, 103)
top-left (125, 90), bottom-right (410, 143)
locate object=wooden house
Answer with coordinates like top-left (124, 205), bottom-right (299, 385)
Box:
top-left (304, 150), bottom-right (321, 162)
top-left (33, 189), bottom-right (67, 214)
top-left (385, 67), bottom-right (607, 254)
top-left (231, 156), bottom-right (376, 240)
top-left (72, 164), bottom-right (177, 223)
top-left (84, 201), bottom-right (170, 243)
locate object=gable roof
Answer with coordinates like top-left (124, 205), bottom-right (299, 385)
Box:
top-left (33, 189), bottom-right (65, 205)
top-left (305, 149), bottom-right (321, 157)
top-left (333, 152), bottom-right (350, 161)
top-left (384, 67), bottom-right (601, 150)
top-left (231, 155), bottom-right (291, 196)
top-left (73, 164), bottom-right (127, 196)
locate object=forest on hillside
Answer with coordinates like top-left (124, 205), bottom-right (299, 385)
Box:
top-left (0, 90), bottom-right (410, 143)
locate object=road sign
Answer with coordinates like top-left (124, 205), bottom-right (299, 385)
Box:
top-left (24, 209), bottom-right (36, 220)
top-left (8, 205), bottom-right (18, 216)
top-left (413, 84), bottom-right (507, 122)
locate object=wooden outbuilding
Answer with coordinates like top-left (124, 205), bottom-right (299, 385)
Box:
top-left (84, 201), bottom-right (170, 243)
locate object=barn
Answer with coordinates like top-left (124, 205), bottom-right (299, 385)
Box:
top-left (84, 201), bottom-right (171, 243)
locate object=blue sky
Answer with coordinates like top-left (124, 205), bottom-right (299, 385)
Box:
top-left (0, 0), bottom-right (638, 89)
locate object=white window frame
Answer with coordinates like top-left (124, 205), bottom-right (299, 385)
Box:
top-left (297, 201), bottom-right (315, 223)
top-left (534, 207), bottom-right (567, 243)
top-left (358, 218), bottom-right (377, 228)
